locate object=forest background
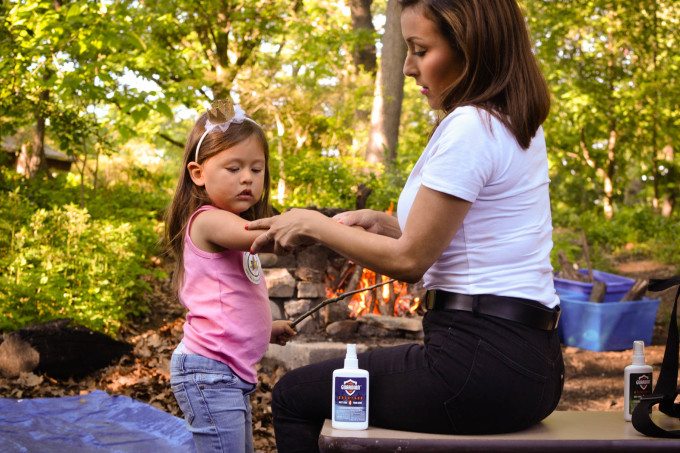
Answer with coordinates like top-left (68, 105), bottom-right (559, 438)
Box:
top-left (0, 0), bottom-right (678, 335)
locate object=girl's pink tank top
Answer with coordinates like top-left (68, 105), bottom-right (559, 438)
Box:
top-left (179, 205), bottom-right (271, 383)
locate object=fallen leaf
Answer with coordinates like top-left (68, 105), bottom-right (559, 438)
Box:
top-left (17, 372), bottom-right (43, 387)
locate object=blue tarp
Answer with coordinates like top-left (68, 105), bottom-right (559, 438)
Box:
top-left (0, 390), bottom-right (195, 452)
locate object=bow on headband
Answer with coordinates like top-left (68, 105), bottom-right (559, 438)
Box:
top-left (194, 99), bottom-right (257, 162)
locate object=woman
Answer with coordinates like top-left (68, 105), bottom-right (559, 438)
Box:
top-left (248, 1), bottom-right (564, 451)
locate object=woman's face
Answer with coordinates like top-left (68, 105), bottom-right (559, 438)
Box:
top-left (401, 6), bottom-right (462, 110)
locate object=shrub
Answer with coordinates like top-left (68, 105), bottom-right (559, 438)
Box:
top-left (0, 203), bottom-right (159, 334)
top-left (0, 165), bottom-right (166, 335)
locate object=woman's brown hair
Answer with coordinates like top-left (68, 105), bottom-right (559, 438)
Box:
top-left (164, 114), bottom-right (273, 293)
top-left (399, 0), bottom-right (550, 149)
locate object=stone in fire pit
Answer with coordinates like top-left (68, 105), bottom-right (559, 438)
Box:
top-left (261, 241), bottom-right (426, 371)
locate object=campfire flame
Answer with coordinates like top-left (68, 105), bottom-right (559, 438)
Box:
top-left (325, 203), bottom-right (421, 319)
top-left (326, 267), bottom-right (421, 318)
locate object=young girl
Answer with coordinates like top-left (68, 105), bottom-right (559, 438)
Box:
top-left (165, 100), bottom-right (296, 453)
top-left (249, 1), bottom-right (563, 452)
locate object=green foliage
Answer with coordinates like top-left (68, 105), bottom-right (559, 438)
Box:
top-left (552, 205), bottom-right (680, 273)
top-left (276, 152), bottom-right (357, 210)
top-left (525, 0), bottom-right (680, 215)
top-left (0, 168), bottom-right (165, 334)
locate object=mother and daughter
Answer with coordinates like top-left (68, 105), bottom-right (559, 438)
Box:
top-left (164, 1), bottom-right (563, 452)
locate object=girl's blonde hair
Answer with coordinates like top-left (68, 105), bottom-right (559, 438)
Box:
top-left (164, 113), bottom-right (273, 293)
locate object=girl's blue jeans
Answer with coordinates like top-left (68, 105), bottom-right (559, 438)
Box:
top-left (170, 346), bottom-right (256, 453)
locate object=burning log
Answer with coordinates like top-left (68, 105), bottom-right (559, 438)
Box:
top-left (346, 265), bottom-right (364, 294)
top-left (376, 274), bottom-right (395, 316)
top-left (323, 264), bottom-right (364, 325)
top-left (329, 261), bottom-right (353, 293)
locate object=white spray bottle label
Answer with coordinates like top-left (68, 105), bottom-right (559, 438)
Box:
top-left (334, 376), bottom-right (368, 422)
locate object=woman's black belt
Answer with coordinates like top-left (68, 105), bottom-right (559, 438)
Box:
top-left (425, 290), bottom-right (560, 331)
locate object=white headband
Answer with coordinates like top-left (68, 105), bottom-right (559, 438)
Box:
top-left (194, 104), bottom-right (259, 162)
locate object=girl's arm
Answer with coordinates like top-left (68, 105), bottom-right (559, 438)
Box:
top-left (250, 186), bottom-right (471, 283)
top-left (190, 209), bottom-right (272, 253)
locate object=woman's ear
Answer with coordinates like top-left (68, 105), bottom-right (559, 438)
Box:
top-left (187, 162), bottom-right (205, 186)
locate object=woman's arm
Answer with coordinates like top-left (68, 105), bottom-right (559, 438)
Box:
top-left (332, 209), bottom-right (402, 238)
top-left (250, 186), bottom-right (471, 282)
top-left (190, 209), bottom-right (272, 253)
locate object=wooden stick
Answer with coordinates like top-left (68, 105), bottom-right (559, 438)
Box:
top-left (330, 261), bottom-right (353, 293)
top-left (345, 265), bottom-right (364, 293)
top-left (589, 281), bottom-right (607, 302)
top-left (580, 231), bottom-right (594, 282)
top-left (558, 251), bottom-right (583, 281)
top-left (621, 279), bottom-right (649, 302)
top-left (290, 279), bottom-right (396, 328)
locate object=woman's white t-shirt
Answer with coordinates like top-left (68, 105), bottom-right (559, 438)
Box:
top-left (397, 106), bottom-right (559, 308)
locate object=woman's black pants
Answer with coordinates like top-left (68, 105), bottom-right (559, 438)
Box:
top-left (272, 308), bottom-right (564, 453)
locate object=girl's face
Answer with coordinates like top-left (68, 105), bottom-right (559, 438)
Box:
top-left (401, 6), bottom-right (462, 110)
top-left (190, 135), bottom-right (266, 214)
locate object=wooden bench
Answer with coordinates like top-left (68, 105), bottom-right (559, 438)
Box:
top-left (319, 411), bottom-right (680, 452)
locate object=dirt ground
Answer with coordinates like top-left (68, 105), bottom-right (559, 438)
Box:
top-left (0, 260), bottom-right (677, 452)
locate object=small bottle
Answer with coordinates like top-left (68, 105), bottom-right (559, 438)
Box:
top-left (624, 340), bottom-right (653, 421)
top-left (332, 344), bottom-right (369, 430)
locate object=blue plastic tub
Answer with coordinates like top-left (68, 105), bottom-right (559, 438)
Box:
top-left (557, 294), bottom-right (660, 352)
top-left (553, 270), bottom-right (635, 302)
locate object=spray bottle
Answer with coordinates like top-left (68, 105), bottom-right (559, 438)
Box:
top-left (624, 340), bottom-right (653, 421)
top-left (332, 344), bottom-right (369, 430)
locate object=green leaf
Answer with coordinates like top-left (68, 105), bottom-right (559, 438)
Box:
top-left (156, 102), bottom-right (173, 119)
top-left (127, 32), bottom-right (147, 51)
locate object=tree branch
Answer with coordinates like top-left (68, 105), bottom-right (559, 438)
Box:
top-left (159, 133), bottom-right (184, 149)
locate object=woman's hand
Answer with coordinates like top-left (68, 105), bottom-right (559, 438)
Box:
top-left (333, 209), bottom-right (402, 238)
top-left (247, 209), bottom-right (325, 254)
top-left (270, 320), bottom-right (296, 346)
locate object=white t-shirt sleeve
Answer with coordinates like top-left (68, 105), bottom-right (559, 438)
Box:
top-left (421, 108), bottom-right (498, 203)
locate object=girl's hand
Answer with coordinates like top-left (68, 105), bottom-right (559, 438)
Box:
top-left (270, 320), bottom-right (296, 346)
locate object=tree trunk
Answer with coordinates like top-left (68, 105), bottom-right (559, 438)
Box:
top-left (365, 0), bottom-right (406, 170)
top-left (348, 0), bottom-right (376, 74)
top-left (18, 88), bottom-right (50, 178)
top-left (33, 110), bottom-right (48, 176)
top-left (660, 145), bottom-right (675, 217)
top-left (578, 126), bottom-right (616, 220)
top-left (603, 122), bottom-right (617, 219)
top-left (18, 4), bottom-right (60, 178)
top-left (648, 6), bottom-right (675, 217)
